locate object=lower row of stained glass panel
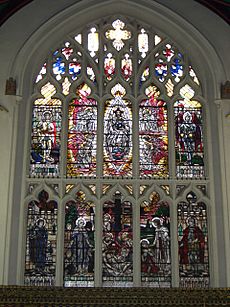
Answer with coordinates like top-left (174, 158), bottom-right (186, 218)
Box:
top-left (24, 190), bottom-right (209, 288)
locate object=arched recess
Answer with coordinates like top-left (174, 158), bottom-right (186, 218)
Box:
top-left (3, 0), bottom-right (228, 287)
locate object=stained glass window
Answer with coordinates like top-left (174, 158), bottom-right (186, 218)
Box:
top-left (67, 83), bottom-right (97, 177)
top-left (102, 192), bottom-right (133, 287)
top-left (106, 19), bottom-right (131, 51)
top-left (178, 192), bottom-right (209, 288)
top-left (103, 84), bottom-right (132, 177)
top-left (64, 191), bottom-right (95, 287)
top-left (30, 83), bottom-right (62, 177)
top-left (139, 85), bottom-right (168, 177)
top-left (104, 53), bottom-right (115, 81)
top-left (140, 192), bottom-right (171, 287)
top-left (174, 86), bottom-right (204, 178)
top-left (27, 16), bottom-right (209, 288)
top-left (24, 190), bottom-right (58, 286)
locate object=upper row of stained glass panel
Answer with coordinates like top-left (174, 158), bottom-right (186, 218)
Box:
top-left (30, 18), bottom-right (203, 179)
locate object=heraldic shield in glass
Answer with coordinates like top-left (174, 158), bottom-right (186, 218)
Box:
top-left (24, 190), bottom-right (58, 286)
top-left (102, 192), bottom-right (133, 287)
top-left (140, 192), bottom-right (171, 287)
top-left (64, 191), bottom-right (95, 287)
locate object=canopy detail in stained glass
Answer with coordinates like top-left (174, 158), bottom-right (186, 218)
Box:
top-left (111, 83), bottom-right (126, 97)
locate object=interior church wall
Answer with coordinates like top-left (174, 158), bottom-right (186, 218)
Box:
top-left (0, 0), bottom-right (229, 286)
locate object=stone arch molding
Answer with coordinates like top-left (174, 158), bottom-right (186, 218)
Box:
top-left (9, 0), bottom-right (225, 99)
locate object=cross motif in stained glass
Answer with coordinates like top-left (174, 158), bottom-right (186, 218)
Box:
top-left (105, 19), bottom-right (131, 51)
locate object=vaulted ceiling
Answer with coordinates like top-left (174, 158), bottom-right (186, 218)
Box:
top-left (0, 0), bottom-right (229, 26)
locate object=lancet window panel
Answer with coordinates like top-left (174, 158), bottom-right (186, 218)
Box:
top-left (174, 87), bottom-right (204, 179)
top-left (24, 190), bottom-right (58, 286)
top-left (178, 192), bottom-right (209, 288)
top-left (102, 192), bottom-right (133, 287)
top-left (30, 83), bottom-right (62, 178)
top-left (139, 85), bottom-right (168, 178)
top-left (64, 191), bottom-right (95, 287)
top-left (140, 191), bottom-right (171, 287)
top-left (67, 83), bottom-right (97, 177)
top-left (103, 85), bottom-right (132, 177)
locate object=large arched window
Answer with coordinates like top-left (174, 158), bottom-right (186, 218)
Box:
top-left (24, 16), bottom-right (209, 288)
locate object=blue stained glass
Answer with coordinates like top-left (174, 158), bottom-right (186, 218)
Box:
top-left (170, 58), bottom-right (183, 82)
top-left (69, 62), bottom-right (81, 80)
top-left (24, 190), bottom-right (58, 286)
top-left (53, 57), bottom-right (65, 80)
top-left (155, 62), bottom-right (167, 82)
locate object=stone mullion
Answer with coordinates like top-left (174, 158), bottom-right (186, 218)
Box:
top-left (171, 181), bottom-right (179, 287)
top-left (94, 29), bottom-right (104, 286)
top-left (167, 98), bottom-right (176, 180)
top-left (132, 26), bottom-right (141, 286)
top-left (94, 185), bottom-right (102, 287)
top-left (55, 183), bottom-right (65, 286)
